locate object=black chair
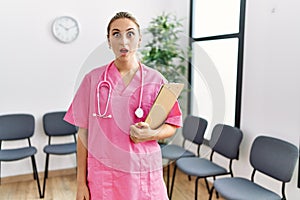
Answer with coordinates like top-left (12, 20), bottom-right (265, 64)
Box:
top-left (212, 135), bottom-right (298, 200)
top-left (42, 111), bottom-right (77, 197)
top-left (161, 115), bottom-right (208, 196)
top-left (170, 124), bottom-right (243, 200)
top-left (0, 114), bottom-right (42, 198)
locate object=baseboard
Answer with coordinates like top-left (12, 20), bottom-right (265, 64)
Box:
top-left (0, 167), bottom-right (76, 184)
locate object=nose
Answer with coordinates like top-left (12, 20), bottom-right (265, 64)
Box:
top-left (120, 35), bottom-right (129, 45)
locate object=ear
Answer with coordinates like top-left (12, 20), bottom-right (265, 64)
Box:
top-left (107, 36), bottom-right (111, 49)
top-left (138, 35), bottom-right (142, 47)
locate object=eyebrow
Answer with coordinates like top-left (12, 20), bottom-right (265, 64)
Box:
top-left (111, 28), bottom-right (135, 32)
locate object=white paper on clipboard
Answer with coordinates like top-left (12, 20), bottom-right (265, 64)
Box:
top-left (145, 83), bottom-right (184, 129)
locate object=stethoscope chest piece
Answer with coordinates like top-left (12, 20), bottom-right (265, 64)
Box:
top-left (135, 107), bottom-right (144, 119)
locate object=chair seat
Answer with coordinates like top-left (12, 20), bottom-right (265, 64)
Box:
top-left (0, 147), bottom-right (37, 161)
top-left (161, 144), bottom-right (195, 160)
top-left (176, 157), bottom-right (227, 177)
top-left (214, 177), bottom-right (281, 200)
top-left (43, 143), bottom-right (76, 155)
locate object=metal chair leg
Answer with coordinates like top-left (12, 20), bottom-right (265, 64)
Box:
top-left (195, 177), bottom-right (200, 200)
top-left (44, 154), bottom-right (49, 179)
top-left (208, 186), bottom-right (215, 200)
top-left (31, 156), bottom-right (43, 198)
top-left (42, 154), bottom-right (50, 198)
top-left (31, 159), bottom-right (37, 180)
top-left (169, 164), bottom-right (177, 199)
top-left (204, 178), bottom-right (210, 194)
top-left (212, 176), bottom-right (219, 198)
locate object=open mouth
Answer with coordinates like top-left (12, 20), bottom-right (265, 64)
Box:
top-left (120, 48), bottom-right (129, 54)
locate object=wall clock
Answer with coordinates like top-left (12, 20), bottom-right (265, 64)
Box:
top-left (52, 16), bottom-right (79, 43)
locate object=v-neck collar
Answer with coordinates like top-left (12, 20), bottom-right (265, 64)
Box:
top-left (108, 62), bottom-right (142, 96)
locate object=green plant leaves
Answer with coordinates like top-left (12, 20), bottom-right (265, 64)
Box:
top-left (141, 12), bottom-right (190, 83)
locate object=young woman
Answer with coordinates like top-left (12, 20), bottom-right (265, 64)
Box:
top-left (64, 12), bottom-right (182, 200)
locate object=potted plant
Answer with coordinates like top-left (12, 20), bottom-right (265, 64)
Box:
top-left (141, 12), bottom-right (190, 83)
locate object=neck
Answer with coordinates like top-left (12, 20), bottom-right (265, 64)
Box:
top-left (114, 57), bottom-right (139, 76)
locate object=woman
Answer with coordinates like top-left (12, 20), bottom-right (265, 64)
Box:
top-left (64, 12), bottom-right (182, 200)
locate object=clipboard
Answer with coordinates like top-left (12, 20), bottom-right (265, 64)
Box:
top-left (145, 83), bottom-right (184, 129)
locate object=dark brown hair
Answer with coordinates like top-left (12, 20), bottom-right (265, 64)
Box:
top-left (107, 12), bottom-right (140, 37)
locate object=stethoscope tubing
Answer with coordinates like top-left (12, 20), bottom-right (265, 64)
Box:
top-left (96, 80), bottom-right (111, 118)
top-left (94, 61), bottom-right (144, 118)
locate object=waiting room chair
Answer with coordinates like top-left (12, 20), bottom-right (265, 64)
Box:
top-left (0, 114), bottom-right (42, 198)
top-left (212, 135), bottom-right (298, 200)
top-left (161, 115), bottom-right (208, 196)
top-left (42, 111), bottom-right (77, 197)
top-left (170, 124), bottom-right (243, 200)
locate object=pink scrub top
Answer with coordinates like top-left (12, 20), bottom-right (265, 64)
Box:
top-left (64, 62), bottom-right (182, 200)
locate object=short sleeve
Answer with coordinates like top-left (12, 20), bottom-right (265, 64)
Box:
top-left (64, 74), bottom-right (91, 129)
top-left (165, 100), bottom-right (182, 128)
top-left (153, 70), bottom-right (182, 128)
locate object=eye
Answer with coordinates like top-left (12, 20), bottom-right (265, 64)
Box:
top-left (127, 31), bottom-right (135, 38)
top-left (112, 32), bottom-right (120, 38)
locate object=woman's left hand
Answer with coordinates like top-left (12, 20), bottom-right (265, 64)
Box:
top-left (129, 122), bottom-right (159, 143)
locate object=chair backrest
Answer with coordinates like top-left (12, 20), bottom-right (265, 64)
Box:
top-left (182, 115), bottom-right (207, 145)
top-left (0, 114), bottom-right (35, 141)
top-left (250, 136), bottom-right (298, 182)
top-left (209, 124), bottom-right (243, 159)
top-left (43, 111), bottom-right (77, 137)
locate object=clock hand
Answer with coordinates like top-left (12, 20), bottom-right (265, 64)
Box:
top-left (66, 25), bottom-right (77, 30)
top-left (59, 24), bottom-right (68, 30)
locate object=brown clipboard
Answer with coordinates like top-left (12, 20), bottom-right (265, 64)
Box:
top-left (145, 83), bottom-right (184, 129)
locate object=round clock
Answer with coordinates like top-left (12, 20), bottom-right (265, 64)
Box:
top-left (52, 16), bottom-right (79, 43)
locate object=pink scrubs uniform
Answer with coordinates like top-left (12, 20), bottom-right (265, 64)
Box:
top-left (64, 62), bottom-right (182, 200)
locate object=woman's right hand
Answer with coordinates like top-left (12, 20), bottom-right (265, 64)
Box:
top-left (76, 183), bottom-right (90, 200)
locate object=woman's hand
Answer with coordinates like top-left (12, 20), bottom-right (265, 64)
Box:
top-left (130, 122), bottom-right (159, 143)
top-left (76, 182), bottom-right (90, 200)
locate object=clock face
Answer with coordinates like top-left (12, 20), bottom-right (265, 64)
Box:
top-left (52, 16), bottom-right (79, 43)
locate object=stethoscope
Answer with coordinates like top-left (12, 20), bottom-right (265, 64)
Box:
top-left (92, 61), bottom-right (144, 119)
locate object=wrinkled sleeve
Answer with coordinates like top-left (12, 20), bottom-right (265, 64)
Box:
top-left (64, 74), bottom-right (91, 129)
top-left (165, 100), bottom-right (182, 128)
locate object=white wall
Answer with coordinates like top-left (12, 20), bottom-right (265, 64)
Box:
top-left (238, 0), bottom-right (300, 198)
top-left (0, 0), bottom-right (189, 177)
